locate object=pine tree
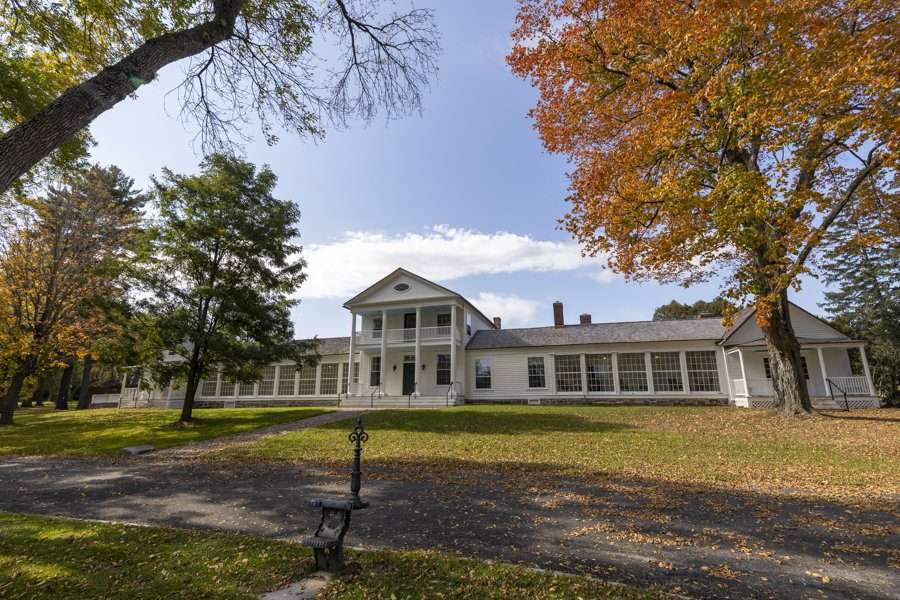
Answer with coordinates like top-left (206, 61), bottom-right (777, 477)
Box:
top-left (820, 211), bottom-right (900, 405)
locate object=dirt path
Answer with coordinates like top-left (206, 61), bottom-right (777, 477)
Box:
top-left (1, 455), bottom-right (896, 599)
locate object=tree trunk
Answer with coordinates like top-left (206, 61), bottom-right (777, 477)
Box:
top-left (760, 291), bottom-right (813, 416)
top-left (1, 369), bottom-right (27, 426)
top-left (56, 362), bottom-right (75, 410)
top-left (179, 344), bottom-right (204, 423)
top-left (76, 356), bottom-right (94, 409)
top-left (0, 0), bottom-right (244, 194)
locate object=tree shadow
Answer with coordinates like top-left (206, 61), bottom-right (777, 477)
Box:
top-left (819, 409), bottom-right (900, 424)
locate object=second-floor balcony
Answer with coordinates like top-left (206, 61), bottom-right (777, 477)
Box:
top-left (357, 326), bottom-right (454, 346)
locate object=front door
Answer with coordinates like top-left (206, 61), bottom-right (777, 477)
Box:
top-left (402, 360), bottom-right (416, 395)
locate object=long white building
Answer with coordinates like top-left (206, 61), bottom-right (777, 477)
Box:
top-left (109, 268), bottom-right (879, 410)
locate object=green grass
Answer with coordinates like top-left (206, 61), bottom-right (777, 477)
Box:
top-left (219, 405), bottom-right (900, 499)
top-left (0, 407), bottom-right (332, 457)
top-left (0, 512), bottom-right (660, 599)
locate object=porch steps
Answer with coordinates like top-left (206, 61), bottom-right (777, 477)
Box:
top-left (340, 395), bottom-right (462, 409)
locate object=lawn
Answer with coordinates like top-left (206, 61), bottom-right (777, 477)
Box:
top-left (0, 407), bottom-right (332, 457)
top-left (0, 512), bottom-right (661, 600)
top-left (218, 405), bottom-right (900, 500)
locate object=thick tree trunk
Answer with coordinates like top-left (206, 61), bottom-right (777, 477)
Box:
top-left (0, 0), bottom-right (243, 194)
top-left (56, 362), bottom-right (75, 410)
top-left (1, 369), bottom-right (27, 426)
top-left (179, 344), bottom-right (204, 423)
top-left (760, 291), bottom-right (813, 416)
top-left (76, 356), bottom-right (94, 409)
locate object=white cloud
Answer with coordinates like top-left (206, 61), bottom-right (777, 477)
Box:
top-left (298, 225), bottom-right (614, 299)
top-left (471, 292), bottom-right (540, 328)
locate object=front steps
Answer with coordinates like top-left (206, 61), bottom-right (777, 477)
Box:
top-left (340, 395), bottom-right (462, 408)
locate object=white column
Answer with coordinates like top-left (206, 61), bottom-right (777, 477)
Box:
top-left (314, 363), bottom-right (322, 396)
top-left (721, 349), bottom-right (732, 400)
top-left (679, 351), bottom-right (690, 394)
top-left (347, 312), bottom-right (356, 396)
top-left (414, 307), bottom-right (421, 396)
top-left (816, 347), bottom-right (828, 397)
top-left (214, 368), bottom-right (222, 398)
top-left (579, 353), bottom-right (588, 394)
top-left (737, 349), bottom-right (748, 396)
top-left (612, 352), bottom-right (620, 394)
top-left (379, 310), bottom-right (387, 394)
top-left (859, 345), bottom-right (874, 396)
top-left (450, 305), bottom-right (458, 397)
top-left (644, 351), bottom-right (654, 394)
top-left (273, 365), bottom-right (280, 398)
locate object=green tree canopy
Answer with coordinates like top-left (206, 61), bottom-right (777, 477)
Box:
top-left (136, 153), bottom-right (314, 422)
top-left (652, 298), bottom-right (727, 322)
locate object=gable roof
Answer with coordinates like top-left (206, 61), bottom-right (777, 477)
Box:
top-left (718, 302), bottom-right (850, 346)
top-left (466, 318), bottom-right (727, 350)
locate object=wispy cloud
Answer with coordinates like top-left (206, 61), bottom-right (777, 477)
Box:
top-left (298, 225), bottom-right (614, 299)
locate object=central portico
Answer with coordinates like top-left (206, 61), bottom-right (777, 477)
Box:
top-left (342, 268), bottom-right (496, 405)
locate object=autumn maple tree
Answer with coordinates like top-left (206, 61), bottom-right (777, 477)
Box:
top-left (509, 0), bottom-right (898, 415)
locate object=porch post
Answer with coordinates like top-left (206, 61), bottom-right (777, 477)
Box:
top-left (721, 349), bottom-right (732, 400)
top-left (817, 347), bottom-right (829, 396)
top-left (611, 352), bottom-right (620, 394)
top-left (859, 344), bottom-right (875, 396)
top-left (450, 304), bottom-right (458, 398)
top-left (579, 353), bottom-right (588, 394)
top-left (737, 349), bottom-right (748, 395)
top-left (214, 367), bottom-right (222, 398)
top-left (347, 312), bottom-right (356, 396)
top-left (379, 310), bottom-right (387, 394)
top-left (679, 351), bottom-right (690, 394)
top-left (414, 307), bottom-right (421, 396)
top-left (644, 351), bottom-right (655, 394)
top-left (273, 365), bottom-right (280, 398)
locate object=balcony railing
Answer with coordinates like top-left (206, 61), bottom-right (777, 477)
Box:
top-left (358, 326), bottom-right (453, 345)
top-left (729, 375), bottom-right (869, 397)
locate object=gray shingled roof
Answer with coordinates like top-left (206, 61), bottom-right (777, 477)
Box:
top-left (296, 336), bottom-right (350, 356)
top-left (466, 318), bottom-right (727, 350)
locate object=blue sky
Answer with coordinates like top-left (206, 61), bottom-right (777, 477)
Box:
top-left (88, 0), bottom-right (829, 339)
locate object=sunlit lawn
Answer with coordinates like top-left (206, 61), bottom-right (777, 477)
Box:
top-left (218, 405), bottom-right (900, 499)
top-left (0, 512), bottom-right (660, 600)
top-left (0, 407), bottom-right (332, 457)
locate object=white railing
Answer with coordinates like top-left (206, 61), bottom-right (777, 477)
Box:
top-left (358, 326), bottom-right (453, 345)
top-left (730, 378), bottom-right (747, 397)
top-left (828, 376), bottom-right (870, 395)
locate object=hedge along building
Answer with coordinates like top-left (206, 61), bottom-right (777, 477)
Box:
top-left (105, 268), bottom-right (879, 409)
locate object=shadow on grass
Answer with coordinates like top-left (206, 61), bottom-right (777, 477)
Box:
top-left (314, 408), bottom-right (634, 435)
top-left (819, 409), bottom-right (900, 424)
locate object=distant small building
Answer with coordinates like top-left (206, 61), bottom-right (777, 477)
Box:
top-left (103, 268), bottom-right (878, 410)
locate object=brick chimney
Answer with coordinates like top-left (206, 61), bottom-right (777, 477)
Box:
top-left (579, 313), bottom-right (592, 325)
top-left (553, 301), bottom-right (564, 328)
top-left (493, 316), bottom-right (502, 329)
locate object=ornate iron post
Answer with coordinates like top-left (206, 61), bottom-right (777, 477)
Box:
top-left (348, 416), bottom-right (369, 509)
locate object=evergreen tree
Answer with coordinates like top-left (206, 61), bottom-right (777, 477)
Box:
top-left (820, 210), bottom-right (900, 405)
top-left (136, 154), bottom-right (314, 423)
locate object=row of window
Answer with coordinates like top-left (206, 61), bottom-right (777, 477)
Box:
top-left (201, 362), bottom-right (359, 397)
top-left (474, 351), bottom-right (720, 393)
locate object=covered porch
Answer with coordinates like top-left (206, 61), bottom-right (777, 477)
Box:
top-left (724, 342), bottom-right (878, 408)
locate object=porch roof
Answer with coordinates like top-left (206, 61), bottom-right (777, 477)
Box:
top-left (724, 337), bottom-right (864, 348)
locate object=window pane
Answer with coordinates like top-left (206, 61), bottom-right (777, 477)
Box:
top-left (651, 352), bottom-right (683, 392)
top-left (370, 357), bottom-right (381, 387)
top-left (436, 354), bottom-right (451, 386)
top-left (585, 354), bottom-right (614, 392)
top-left (475, 358), bottom-right (492, 389)
top-left (618, 353), bottom-right (648, 392)
top-left (200, 370), bottom-right (219, 397)
top-left (219, 380), bottom-right (235, 397)
top-left (686, 351), bottom-right (720, 392)
top-left (437, 313), bottom-right (451, 327)
top-left (320, 363), bottom-right (338, 395)
top-left (298, 365), bottom-right (317, 395)
top-left (555, 354), bottom-right (582, 392)
top-left (527, 357), bottom-right (545, 389)
top-left (257, 366), bottom-right (276, 396)
top-left (277, 365), bottom-right (296, 396)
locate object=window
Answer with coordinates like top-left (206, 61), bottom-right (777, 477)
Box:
top-left (341, 362), bottom-right (358, 394)
top-left (372, 317), bottom-right (383, 339)
top-left (238, 381), bottom-right (256, 396)
top-left (219, 379), bottom-right (235, 397)
top-left (277, 365), bottom-right (296, 395)
top-left (320, 363), bottom-right (338, 395)
top-left (436, 354), bottom-right (451, 385)
top-left (618, 353), bottom-right (648, 392)
top-left (369, 356), bottom-right (381, 387)
top-left (527, 357), bottom-right (546, 388)
top-left (257, 366), bottom-right (276, 396)
top-left (393, 282), bottom-right (410, 292)
top-left (686, 351), bottom-right (720, 392)
top-left (436, 313), bottom-right (451, 327)
top-left (651, 352), bottom-right (683, 392)
top-left (475, 358), bottom-right (492, 389)
top-left (298, 365), bottom-right (317, 395)
top-left (764, 357), bottom-right (809, 379)
top-left (200, 370), bottom-right (219, 397)
top-left (555, 354), bottom-right (583, 392)
top-left (585, 354), bottom-right (614, 392)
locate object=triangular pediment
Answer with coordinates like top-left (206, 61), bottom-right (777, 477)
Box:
top-left (343, 268), bottom-right (461, 308)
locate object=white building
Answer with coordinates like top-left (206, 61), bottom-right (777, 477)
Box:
top-left (109, 268), bottom-right (879, 410)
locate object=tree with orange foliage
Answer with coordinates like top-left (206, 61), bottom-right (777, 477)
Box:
top-left (509, 0), bottom-right (898, 416)
top-left (0, 166), bottom-right (143, 425)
